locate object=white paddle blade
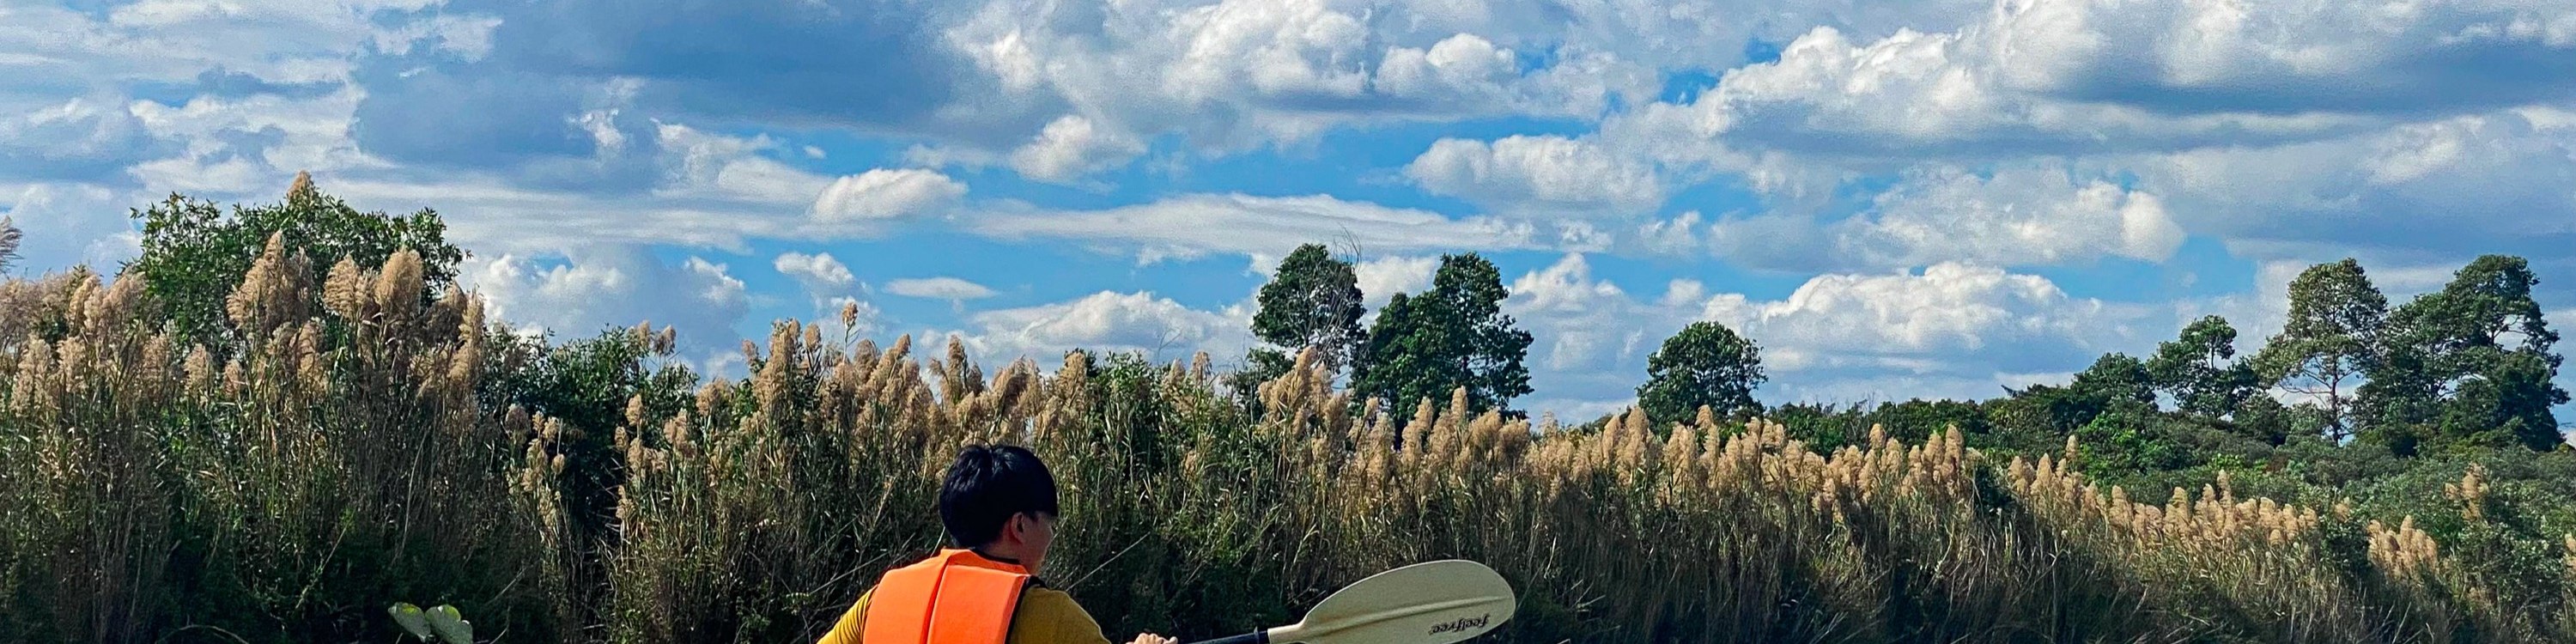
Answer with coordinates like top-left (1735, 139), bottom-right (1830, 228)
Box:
top-left (1269, 560), bottom-right (1516, 644)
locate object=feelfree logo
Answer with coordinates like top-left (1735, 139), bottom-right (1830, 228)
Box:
top-left (1428, 613), bottom-right (1490, 635)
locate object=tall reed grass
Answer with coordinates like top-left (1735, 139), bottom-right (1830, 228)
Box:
top-left (6, 244), bottom-right (2575, 642)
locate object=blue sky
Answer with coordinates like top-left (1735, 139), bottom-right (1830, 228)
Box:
top-left (3, 0), bottom-right (2572, 422)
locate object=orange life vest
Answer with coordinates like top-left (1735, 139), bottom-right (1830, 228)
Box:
top-left (861, 549), bottom-right (1035, 644)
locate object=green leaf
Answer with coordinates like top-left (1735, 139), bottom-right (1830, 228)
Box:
top-left (388, 603), bottom-right (434, 641)
top-left (427, 605), bottom-right (474, 644)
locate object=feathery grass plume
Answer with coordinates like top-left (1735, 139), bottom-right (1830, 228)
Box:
top-left (322, 256), bottom-right (367, 319)
top-left (0, 216), bottom-right (19, 270)
top-left (3, 246), bottom-right (563, 642)
top-left (2445, 465), bottom-right (2491, 522)
top-left (16, 250), bottom-right (2576, 643)
top-left (374, 248), bottom-right (426, 321)
top-left (225, 234), bottom-right (313, 337)
top-left (1400, 397), bottom-right (1434, 472)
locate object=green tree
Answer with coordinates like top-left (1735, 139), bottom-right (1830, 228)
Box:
top-left (2254, 258), bottom-right (2387, 440)
top-left (1351, 253), bottom-right (1533, 417)
top-left (1249, 244), bottom-right (1367, 374)
top-left (2148, 315), bottom-right (2259, 417)
top-left (1636, 321), bottom-right (1765, 427)
top-left (479, 325), bottom-right (699, 535)
top-left (2365, 255), bottom-right (2566, 452)
top-left (0, 216), bottom-right (20, 272)
top-left (2072, 353), bottom-right (2158, 413)
top-left (129, 173), bottom-right (465, 347)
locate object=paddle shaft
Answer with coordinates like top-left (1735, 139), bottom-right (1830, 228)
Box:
top-left (1186, 630), bottom-right (1268, 644)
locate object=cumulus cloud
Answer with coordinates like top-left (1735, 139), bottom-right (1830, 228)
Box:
top-left (1831, 167), bottom-right (2183, 268)
top-left (1632, 211), bottom-right (1711, 257)
top-left (658, 124), bottom-right (828, 204)
top-left (1354, 255), bottom-right (1439, 308)
top-left (1009, 115), bottom-right (1147, 183)
top-left (1681, 166), bottom-right (2188, 271)
top-left (0, 96), bottom-right (174, 181)
top-left (774, 252), bottom-right (857, 295)
top-left (770, 252), bottom-right (891, 341)
top-left (811, 168), bottom-right (966, 222)
top-left (1500, 255), bottom-right (2157, 413)
top-left (1406, 135), bottom-right (1666, 216)
top-left (1698, 263), bottom-right (2141, 374)
top-left (463, 246), bottom-right (751, 352)
top-left (124, 88), bottom-right (371, 200)
top-left (885, 276), bottom-right (999, 301)
top-left (1509, 254), bottom-right (1668, 375)
top-left (0, 182), bottom-right (141, 272)
top-left (2138, 111), bottom-right (2576, 261)
top-left (1612, 0), bottom-right (2576, 163)
top-left (935, 0), bottom-right (1671, 160)
top-left (960, 290), bottom-right (1254, 364)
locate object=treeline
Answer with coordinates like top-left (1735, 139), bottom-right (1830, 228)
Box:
top-left (1236, 243), bottom-right (2566, 454)
top-left (2, 181), bottom-right (2573, 643)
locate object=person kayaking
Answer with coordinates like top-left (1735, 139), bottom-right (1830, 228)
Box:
top-left (817, 443), bottom-right (1176, 644)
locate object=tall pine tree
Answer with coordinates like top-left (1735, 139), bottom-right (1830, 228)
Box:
top-left (2254, 258), bottom-right (2386, 441)
top-left (2365, 255), bottom-right (2566, 452)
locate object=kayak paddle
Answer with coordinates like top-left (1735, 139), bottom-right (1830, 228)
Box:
top-left (1187, 560), bottom-right (1516, 644)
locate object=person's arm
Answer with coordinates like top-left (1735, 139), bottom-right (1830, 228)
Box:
top-left (1010, 588), bottom-right (1176, 644)
top-left (816, 590), bottom-right (871, 644)
top-left (1008, 588), bottom-right (1113, 644)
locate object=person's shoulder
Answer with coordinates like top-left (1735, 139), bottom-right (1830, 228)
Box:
top-left (1014, 584), bottom-right (1088, 620)
top-left (1012, 584), bottom-right (1109, 644)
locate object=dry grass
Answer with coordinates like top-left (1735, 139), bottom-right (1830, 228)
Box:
top-left (7, 244), bottom-right (2576, 642)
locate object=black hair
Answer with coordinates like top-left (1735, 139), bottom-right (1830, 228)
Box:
top-left (939, 444), bottom-right (1060, 549)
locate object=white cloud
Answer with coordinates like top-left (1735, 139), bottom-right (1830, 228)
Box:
top-left (1354, 255), bottom-right (1439, 308)
top-left (1373, 33), bottom-right (1538, 108)
top-left (0, 96), bottom-right (167, 177)
top-left (934, 0), bottom-right (1674, 160)
top-left (1633, 210), bottom-right (1709, 257)
top-left (811, 168), bottom-right (966, 222)
top-left (773, 252), bottom-right (856, 295)
top-left (0, 182), bottom-right (140, 272)
top-left (1819, 165), bottom-right (2184, 269)
top-left (1499, 254), bottom-right (2156, 414)
top-left (658, 124), bottom-right (829, 205)
top-left (969, 193), bottom-right (1546, 262)
top-left (331, 161), bottom-right (968, 257)
top-left (2139, 111), bottom-right (2576, 260)
top-left (463, 246), bottom-right (750, 352)
top-left (0, 0), bottom-right (440, 90)
top-left (1692, 166), bottom-right (2188, 271)
top-left (770, 254), bottom-right (891, 336)
top-left (886, 276), bottom-right (999, 301)
top-left (1009, 114), bottom-right (1147, 183)
top-left (825, 295), bottom-right (886, 337)
top-left (124, 88), bottom-right (371, 198)
top-left (961, 290), bottom-right (1254, 363)
top-left (1701, 210), bottom-right (1832, 269)
top-left (1406, 135), bottom-right (1666, 216)
top-left (1510, 254), bottom-right (1663, 374)
top-left (1583, 0), bottom-right (2576, 194)
top-left (1700, 263), bottom-right (2138, 372)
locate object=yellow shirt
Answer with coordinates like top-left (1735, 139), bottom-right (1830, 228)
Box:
top-left (816, 584), bottom-right (1113, 644)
